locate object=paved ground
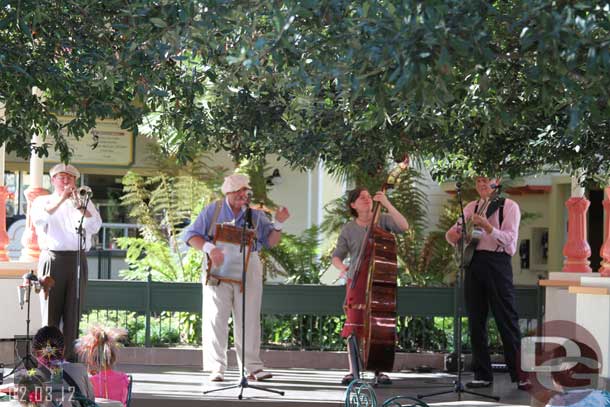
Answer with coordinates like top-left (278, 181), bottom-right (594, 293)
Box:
top-left (122, 364), bottom-right (533, 407)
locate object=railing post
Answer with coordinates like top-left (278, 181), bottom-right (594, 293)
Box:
top-left (562, 175), bottom-right (591, 273)
top-left (536, 275), bottom-right (544, 334)
top-left (145, 273), bottom-right (152, 347)
top-left (97, 250), bottom-right (102, 279)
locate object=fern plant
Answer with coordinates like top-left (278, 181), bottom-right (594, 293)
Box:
top-left (116, 169), bottom-right (223, 282)
top-left (322, 168), bottom-right (454, 286)
top-left (114, 158), bottom-right (225, 344)
top-left (265, 225), bottom-right (331, 284)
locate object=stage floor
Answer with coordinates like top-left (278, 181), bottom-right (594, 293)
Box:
top-left (123, 364), bottom-right (533, 407)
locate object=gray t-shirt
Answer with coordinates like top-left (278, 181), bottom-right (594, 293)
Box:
top-left (332, 214), bottom-right (403, 279)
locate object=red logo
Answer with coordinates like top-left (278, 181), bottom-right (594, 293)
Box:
top-left (521, 320), bottom-right (602, 404)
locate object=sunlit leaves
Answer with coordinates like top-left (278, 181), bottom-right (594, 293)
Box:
top-left (1, 0), bottom-right (609, 183)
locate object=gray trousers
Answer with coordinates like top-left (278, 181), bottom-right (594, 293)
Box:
top-left (38, 250), bottom-right (88, 361)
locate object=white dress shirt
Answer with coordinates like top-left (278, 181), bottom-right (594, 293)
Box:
top-left (31, 194), bottom-right (103, 251)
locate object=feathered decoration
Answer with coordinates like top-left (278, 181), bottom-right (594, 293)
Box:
top-left (75, 326), bottom-right (127, 373)
top-left (37, 340), bottom-right (59, 362)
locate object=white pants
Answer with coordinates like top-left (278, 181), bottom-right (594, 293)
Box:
top-left (202, 252), bottom-right (264, 375)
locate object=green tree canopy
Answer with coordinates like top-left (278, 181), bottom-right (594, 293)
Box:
top-left (2, 1), bottom-right (609, 181)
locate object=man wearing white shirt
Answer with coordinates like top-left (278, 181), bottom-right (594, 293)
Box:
top-left (31, 163), bottom-right (102, 361)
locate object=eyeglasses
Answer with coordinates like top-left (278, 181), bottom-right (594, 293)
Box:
top-left (53, 174), bottom-right (75, 181)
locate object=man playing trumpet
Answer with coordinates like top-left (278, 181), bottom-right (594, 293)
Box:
top-left (31, 163), bottom-right (102, 361)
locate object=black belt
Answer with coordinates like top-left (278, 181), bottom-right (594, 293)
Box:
top-left (48, 250), bottom-right (84, 256)
top-left (475, 250), bottom-right (510, 258)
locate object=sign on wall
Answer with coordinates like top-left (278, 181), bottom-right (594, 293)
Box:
top-left (47, 121), bottom-right (134, 167)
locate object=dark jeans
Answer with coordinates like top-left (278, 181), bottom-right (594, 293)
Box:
top-left (464, 250), bottom-right (521, 382)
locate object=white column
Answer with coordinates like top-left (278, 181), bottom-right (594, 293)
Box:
top-left (306, 169), bottom-right (312, 229)
top-left (317, 161), bottom-right (324, 227)
top-left (30, 87), bottom-right (45, 188)
top-left (571, 170), bottom-right (585, 197)
top-left (20, 87), bottom-right (49, 262)
top-left (29, 133), bottom-right (44, 188)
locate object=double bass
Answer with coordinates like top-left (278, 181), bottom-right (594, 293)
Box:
top-left (350, 157), bottom-right (409, 372)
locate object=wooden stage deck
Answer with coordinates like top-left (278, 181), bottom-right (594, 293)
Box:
top-left (124, 365), bottom-right (532, 407)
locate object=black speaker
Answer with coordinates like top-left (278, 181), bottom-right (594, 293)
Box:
top-left (444, 352), bottom-right (465, 372)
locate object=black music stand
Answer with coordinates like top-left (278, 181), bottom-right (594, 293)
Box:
top-left (204, 207), bottom-right (284, 399)
top-left (418, 182), bottom-right (499, 402)
top-left (2, 272), bottom-right (39, 382)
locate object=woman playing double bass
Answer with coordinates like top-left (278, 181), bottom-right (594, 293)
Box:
top-left (331, 187), bottom-right (409, 385)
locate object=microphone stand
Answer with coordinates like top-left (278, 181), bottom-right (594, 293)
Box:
top-left (204, 204), bottom-right (284, 399)
top-left (418, 181), bottom-right (499, 402)
top-left (74, 194), bottom-right (91, 358)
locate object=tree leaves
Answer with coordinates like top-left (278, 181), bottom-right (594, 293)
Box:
top-left (2, 1), bottom-right (609, 183)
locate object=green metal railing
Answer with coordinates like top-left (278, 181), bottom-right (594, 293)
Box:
top-left (83, 277), bottom-right (543, 348)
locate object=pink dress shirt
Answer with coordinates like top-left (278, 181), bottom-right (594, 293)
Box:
top-left (446, 198), bottom-right (520, 256)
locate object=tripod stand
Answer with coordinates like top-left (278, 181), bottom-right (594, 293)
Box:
top-left (418, 182), bottom-right (499, 402)
top-left (204, 207), bottom-right (284, 399)
top-left (2, 272), bottom-right (40, 383)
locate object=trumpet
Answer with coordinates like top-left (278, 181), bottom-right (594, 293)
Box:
top-left (71, 185), bottom-right (92, 209)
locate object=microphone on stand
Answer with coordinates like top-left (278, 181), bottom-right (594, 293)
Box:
top-left (22, 272), bottom-right (38, 282)
top-left (18, 272), bottom-right (38, 309)
top-left (245, 190), bottom-right (253, 228)
top-left (17, 286), bottom-right (26, 309)
top-left (490, 183), bottom-right (502, 194)
top-left (245, 207), bottom-right (253, 229)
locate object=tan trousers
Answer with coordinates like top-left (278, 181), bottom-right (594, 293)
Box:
top-left (201, 252), bottom-right (264, 375)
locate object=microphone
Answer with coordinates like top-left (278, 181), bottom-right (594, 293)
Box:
top-left (244, 190), bottom-right (254, 227)
top-left (17, 285), bottom-right (26, 309)
top-left (245, 206), bottom-right (253, 228)
top-left (22, 272), bottom-right (42, 295)
top-left (22, 272), bottom-right (38, 282)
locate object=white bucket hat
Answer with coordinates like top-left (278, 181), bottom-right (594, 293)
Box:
top-left (49, 163), bottom-right (80, 178)
top-left (221, 173), bottom-right (251, 195)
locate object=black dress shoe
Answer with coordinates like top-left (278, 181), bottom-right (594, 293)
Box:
top-left (517, 379), bottom-right (532, 391)
top-left (466, 380), bottom-right (492, 388)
